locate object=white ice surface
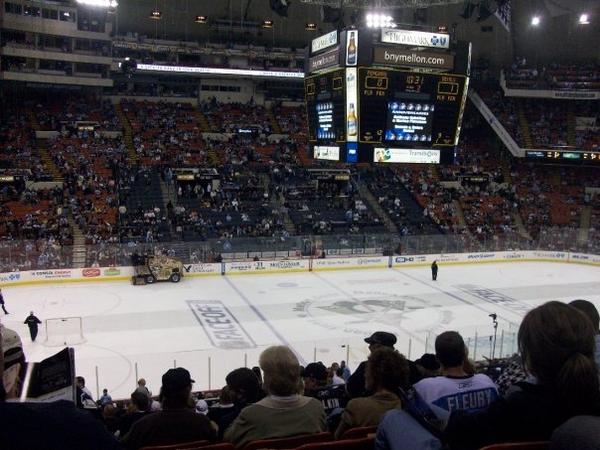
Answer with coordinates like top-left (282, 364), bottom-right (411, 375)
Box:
top-left (1, 262), bottom-right (599, 400)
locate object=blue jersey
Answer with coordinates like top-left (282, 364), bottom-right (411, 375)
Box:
top-left (413, 374), bottom-right (498, 414)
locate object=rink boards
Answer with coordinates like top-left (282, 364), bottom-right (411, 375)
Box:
top-left (0, 250), bottom-right (598, 287)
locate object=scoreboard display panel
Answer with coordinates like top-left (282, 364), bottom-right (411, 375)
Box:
top-left (358, 68), bottom-right (468, 149)
top-left (305, 68), bottom-right (346, 144)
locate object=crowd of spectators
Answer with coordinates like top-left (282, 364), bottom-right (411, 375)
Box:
top-left (3, 300), bottom-right (600, 449)
top-left (1, 92), bottom-right (599, 271)
top-left (505, 59), bottom-right (600, 91)
top-left (35, 96), bottom-right (121, 131)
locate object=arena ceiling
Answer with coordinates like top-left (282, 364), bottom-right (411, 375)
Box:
top-left (112, 0), bottom-right (600, 60)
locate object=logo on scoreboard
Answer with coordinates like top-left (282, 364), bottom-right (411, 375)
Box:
top-left (311, 30), bottom-right (338, 54)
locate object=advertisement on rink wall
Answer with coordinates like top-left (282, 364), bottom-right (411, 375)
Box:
top-left (225, 259), bottom-right (308, 274)
top-left (313, 256), bottom-right (388, 270)
top-left (184, 263), bottom-right (222, 276)
top-left (30, 269), bottom-right (73, 280)
top-left (1, 252), bottom-right (599, 286)
top-left (393, 255), bottom-right (431, 266)
top-left (569, 253), bottom-right (600, 265)
top-left (530, 251), bottom-right (568, 261)
top-left (0, 272), bottom-right (21, 284)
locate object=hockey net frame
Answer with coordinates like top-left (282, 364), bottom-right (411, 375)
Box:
top-left (44, 316), bottom-right (86, 347)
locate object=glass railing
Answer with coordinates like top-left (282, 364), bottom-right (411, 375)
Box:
top-left (1, 227), bottom-right (597, 271)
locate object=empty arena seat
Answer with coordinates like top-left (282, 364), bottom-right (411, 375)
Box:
top-left (339, 426), bottom-right (378, 440)
top-left (478, 442), bottom-right (550, 450)
top-left (295, 436), bottom-right (375, 450)
top-left (139, 440), bottom-right (211, 450)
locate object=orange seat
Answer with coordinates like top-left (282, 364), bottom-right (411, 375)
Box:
top-left (295, 436), bottom-right (374, 450)
top-left (339, 426), bottom-right (377, 440)
top-left (479, 442), bottom-right (550, 450)
top-left (241, 432), bottom-right (333, 450)
top-left (139, 440), bottom-right (211, 450)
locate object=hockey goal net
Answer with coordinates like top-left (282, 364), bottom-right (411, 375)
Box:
top-left (44, 317), bottom-right (85, 346)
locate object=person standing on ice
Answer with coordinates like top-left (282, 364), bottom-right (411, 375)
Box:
top-left (23, 311), bottom-right (42, 342)
top-left (0, 289), bottom-right (8, 314)
top-left (431, 260), bottom-right (439, 281)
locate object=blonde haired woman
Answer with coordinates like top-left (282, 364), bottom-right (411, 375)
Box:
top-left (225, 346), bottom-right (326, 448)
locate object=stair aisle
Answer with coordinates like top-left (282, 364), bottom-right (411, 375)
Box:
top-left (115, 103), bottom-right (137, 162)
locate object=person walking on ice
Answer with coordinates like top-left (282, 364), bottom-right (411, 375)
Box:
top-left (431, 260), bottom-right (439, 281)
top-left (0, 288), bottom-right (8, 314)
top-left (24, 311), bottom-right (42, 342)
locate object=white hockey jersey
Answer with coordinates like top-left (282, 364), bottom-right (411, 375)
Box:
top-left (413, 374), bottom-right (498, 413)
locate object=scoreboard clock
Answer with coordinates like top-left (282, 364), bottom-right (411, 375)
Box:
top-left (358, 68), bottom-right (468, 149)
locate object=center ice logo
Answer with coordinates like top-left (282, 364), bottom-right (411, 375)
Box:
top-left (294, 290), bottom-right (453, 337)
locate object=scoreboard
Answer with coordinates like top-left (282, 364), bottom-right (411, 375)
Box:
top-left (358, 68), bottom-right (468, 159)
top-left (305, 68), bottom-right (346, 149)
top-left (305, 27), bottom-right (471, 164)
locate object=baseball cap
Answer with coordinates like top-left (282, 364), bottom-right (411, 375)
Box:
top-left (301, 362), bottom-right (328, 381)
top-left (1, 324), bottom-right (24, 370)
top-left (364, 331), bottom-right (397, 347)
top-left (195, 399), bottom-right (209, 415)
top-left (162, 368), bottom-right (195, 392)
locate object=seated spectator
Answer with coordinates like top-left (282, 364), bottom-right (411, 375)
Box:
top-left (335, 348), bottom-right (407, 439)
top-left (550, 415), bottom-right (600, 450)
top-left (117, 391), bottom-right (150, 438)
top-left (302, 362), bottom-right (348, 417)
top-left (413, 331), bottom-right (498, 414)
top-left (225, 346), bottom-right (327, 447)
top-left (208, 385), bottom-right (235, 426)
top-left (122, 367), bottom-right (216, 450)
top-left (569, 299), bottom-right (600, 366)
top-left (213, 367), bottom-right (263, 440)
top-left (445, 302), bottom-right (600, 450)
top-left (347, 331), bottom-right (398, 398)
top-left (0, 328), bottom-right (122, 450)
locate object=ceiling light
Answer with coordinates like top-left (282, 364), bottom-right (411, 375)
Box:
top-left (76, 0), bottom-right (118, 7)
top-left (305, 23), bottom-right (317, 31)
top-left (149, 9), bottom-right (161, 20)
top-left (365, 13), bottom-right (395, 28)
top-left (579, 13), bottom-right (589, 24)
top-left (262, 20), bottom-right (274, 29)
top-left (195, 15), bottom-right (208, 24)
top-left (531, 16), bottom-right (540, 26)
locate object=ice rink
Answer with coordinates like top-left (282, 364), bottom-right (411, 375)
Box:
top-left (2, 261), bottom-right (599, 400)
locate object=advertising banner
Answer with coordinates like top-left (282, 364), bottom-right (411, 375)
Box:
top-left (312, 30), bottom-right (338, 54)
top-left (183, 263), bottom-right (222, 276)
top-left (346, 68), bottom-right (358, 143)
top-left (345, 29), bottom-right (358, 66)
top-left (373, 46), bottom-right (454, 70)
top-left (374, 148), bottom-right (440, 164)
top-left (381, 29), bottom-right (450, 49)
top-left (308, 48), bottom-right (340, 73)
